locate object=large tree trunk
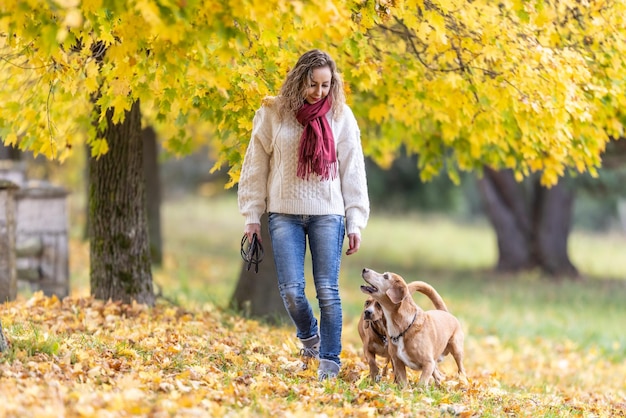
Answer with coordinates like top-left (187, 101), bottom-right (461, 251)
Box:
top-left (0, 319), bottom-right (8, 352)
top-left (142, 127), bottom-right (163, 267)
top-left (230, 213), bottom-right (289, 324)
top-left (89, 100), bottom-right (155, 305)
top-left (535, 181), bottom-right (578, 276)
top-left (83, 145), bottom-right (91, 241)
top-left (478, 167), bottom-right (580, 279)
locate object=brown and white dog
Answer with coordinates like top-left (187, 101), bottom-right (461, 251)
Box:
top-left (358, 297), bottom-right (391, 381)
top-left (358, 281), bottom-right (451, 382)
top-left (361, 268), bottom-right (467, 387)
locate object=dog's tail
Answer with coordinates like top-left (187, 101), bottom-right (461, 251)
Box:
top-left (407, 281), bottom-right (449, 312)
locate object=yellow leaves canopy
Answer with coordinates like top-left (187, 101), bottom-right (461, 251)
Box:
top-left (1, 0), bottom-right (626, 185)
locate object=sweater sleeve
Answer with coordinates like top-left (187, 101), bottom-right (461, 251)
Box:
top-left (237, 105), bottom-right (273, 225)
top-left (336, 105), bottom-right (370, 235)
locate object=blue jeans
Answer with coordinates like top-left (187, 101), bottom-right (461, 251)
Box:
top-left (268, 213), bottom-right (345, 365)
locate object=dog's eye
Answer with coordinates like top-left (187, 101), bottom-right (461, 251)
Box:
top-left (383, 273), bottom-right (389, 280)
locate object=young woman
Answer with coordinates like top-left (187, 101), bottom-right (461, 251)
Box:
top-left (238, 49), bottom-right (369, 380)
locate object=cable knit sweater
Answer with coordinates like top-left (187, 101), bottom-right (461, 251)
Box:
top-left (238, 97), bottom-right (370, 235)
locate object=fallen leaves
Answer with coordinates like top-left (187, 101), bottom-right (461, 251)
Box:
top-left (1, 292), bottom-right (625, 417)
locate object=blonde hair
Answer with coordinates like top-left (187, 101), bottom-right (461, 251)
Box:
top-left (276, 49), bottom-right (345, 119)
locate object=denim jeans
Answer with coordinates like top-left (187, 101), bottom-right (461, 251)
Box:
top-left (268, 213), bottom-right (345, 365)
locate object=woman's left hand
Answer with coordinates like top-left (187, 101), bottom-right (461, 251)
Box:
top-left (346, 233), bottom-right (361, 255)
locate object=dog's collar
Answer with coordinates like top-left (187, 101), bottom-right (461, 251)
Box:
top-left (371, 325), bottom-right (387, 346)
top-left (390, 312), bottom-right (417, 344)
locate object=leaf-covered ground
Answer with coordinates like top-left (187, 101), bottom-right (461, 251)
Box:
top-left (1, 292), bottom-right (625, 417)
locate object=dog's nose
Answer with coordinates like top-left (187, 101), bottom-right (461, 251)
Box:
top-left (364, 310), bottom-right (372, 319)
top-left (362, 268), bottom-right (369, 274)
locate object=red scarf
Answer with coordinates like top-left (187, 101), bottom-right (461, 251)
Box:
top-left (295, 96), bottom-right (338, 181)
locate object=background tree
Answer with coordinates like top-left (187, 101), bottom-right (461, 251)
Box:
top-left (2, 1), bottom-right (626, 306)
top-left (89, 100), bottom-right (154, 304)
top-left (474, 137), bottom-right (626, 277)
top-left (142, 126), bottom-right (163, 267)
top-left (0, 319), bottom-right (7, 352)
top-left (478, 169), bottom-right (578, 277)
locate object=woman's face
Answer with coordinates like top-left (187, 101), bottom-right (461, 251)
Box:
top-left (305, 66), bottom-right (332, 104)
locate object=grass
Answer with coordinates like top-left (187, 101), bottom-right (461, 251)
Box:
top-left (66, 192), bottom-right (626, 360)
top-left (3, 323), bottom-right (62, 360)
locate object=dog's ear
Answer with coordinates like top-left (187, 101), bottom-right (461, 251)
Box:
top-left (386, 285), bottom-right (407, 304)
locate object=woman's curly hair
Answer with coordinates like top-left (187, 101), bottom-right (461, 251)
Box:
top-left (276, 49), bottom-right (345, 120)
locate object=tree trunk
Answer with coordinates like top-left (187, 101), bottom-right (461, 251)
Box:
top-left (89, 100), bottom-right (155, 305)
top-left (477, 168), bottom-right (534, 271)
top-left (83, 145), bottom-right (91, 241)
top-left (0, 142), bottom-right (21, 161)
top-left (535, 181), bottom-right (579, 277)
top-left (230, 213), bottom-right (289, 324)
top-left (0, 319), bottom-right (8, 352)
top-left (142, 126), bottom-right (163, 267)
top-left (477, 167), bottom-right (580, 279)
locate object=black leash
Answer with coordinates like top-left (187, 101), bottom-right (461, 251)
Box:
top-left (240, 233), bottom-right (264, 273)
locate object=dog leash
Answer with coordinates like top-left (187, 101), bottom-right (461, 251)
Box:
top-left (390, 312), bottom-right (417, 344)
top-left (240, 233), bottom-right (264, 273)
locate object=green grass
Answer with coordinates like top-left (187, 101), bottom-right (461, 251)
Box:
top-left (69, 193), bottom-right (626, 361)
top-left (2, 323), bottom-right (62, 361)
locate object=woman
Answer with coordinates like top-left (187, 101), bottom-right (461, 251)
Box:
top-left (238, 49), bottom-right (369, 380)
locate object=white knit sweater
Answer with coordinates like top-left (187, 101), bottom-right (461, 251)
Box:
top-left (237, 98), bottom-right (370, 235)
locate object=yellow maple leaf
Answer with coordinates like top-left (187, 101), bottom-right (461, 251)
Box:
top-left (4, 132), bottom-right (18, 147)
top-left (90, 138), bottom-right (109, 158)
top-left (38, 138), bottom-right (58, 159)
top-left (110, 95), bottom-right (132, 124)
top-left (368, 103), bottom-right (389, 123)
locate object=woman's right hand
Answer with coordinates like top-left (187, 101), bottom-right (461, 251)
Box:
top-left (244, 223), bottom-right (262, 243)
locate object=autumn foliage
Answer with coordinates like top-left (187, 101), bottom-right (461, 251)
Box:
top-left (2, 1), bottom-right (626, 186)
top-left (0, 291), bottom-right (624, 417)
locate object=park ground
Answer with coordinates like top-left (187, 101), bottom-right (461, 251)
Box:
top-left (1, 194), bottom-right (626, 417)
